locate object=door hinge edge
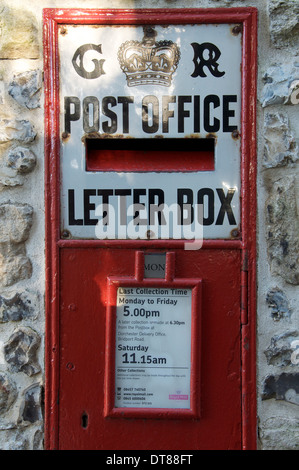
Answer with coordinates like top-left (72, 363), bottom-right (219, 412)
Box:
top-left (241, 249), bottom-right (248, 325)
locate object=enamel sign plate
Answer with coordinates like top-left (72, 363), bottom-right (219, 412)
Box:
top-left (59, 24), bottom-right (241, 240)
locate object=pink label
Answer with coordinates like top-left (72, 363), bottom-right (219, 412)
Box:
top-left (169, 394), bottom-right (188, 400)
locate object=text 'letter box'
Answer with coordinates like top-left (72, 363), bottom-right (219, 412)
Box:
top-left (44, 8), bottom-right (257, 450)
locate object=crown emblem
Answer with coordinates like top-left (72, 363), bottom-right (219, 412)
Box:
top-left (118, 27), bottom-right (180, 87)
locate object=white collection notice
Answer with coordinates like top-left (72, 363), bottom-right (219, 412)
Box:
top-left (115, 286), bottom-right (192, 409)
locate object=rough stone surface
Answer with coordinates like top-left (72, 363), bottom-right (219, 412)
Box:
top-left (18, 383), bottom-right (42, 425)
top-left (0, 246), bottom-right (32, 287)
top-left (0, 290), bottom-right (39, 323)
top-left (264, 331), bottom-right (299, 367)
top-left (8, 70), bottom-right (42, 109)
top-left (263, 113), bottom-right (298, 168)
top-left (0, 6), bottom-right (39, 59)
top-left (0, 203), bottom-right (33, 244)
top-left (262, 373), bottom-right (299, 406)
top-left (4, 327), bottom-right (41, 376)
top-left (0, 147), bottom-right (36, 190)
top-left (266, 288), bottom-right (292, 322)
top-left (268, 0), bottom-right (299, 49)
top-left (5, 146), bottom-right (36, 174)
top-left (0, 373), bottom-right (17, 416)
top-left (33, 429), bottom-right (44, 450)
top-left (261, 64), bottom-right (299, 107)
top-left (0, 166), bottom-right (23, 190)
top-left (0, 203), bottom-right (33, 286)
top-left (0, 169), bottom-right (23, 191)
top-left (259, 417), bottom-right (299, 450)
top-left (0, 119), bottom-right (36, 144)
top-left (0, 430), bottom-right (29, 450)
top-left (266, 176), bottom-right (299, 285)
top-left (0, 80), bottom-right (5, 106)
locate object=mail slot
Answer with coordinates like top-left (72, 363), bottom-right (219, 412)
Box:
top-left (85, 138), bottom-right (215, 172)
top-left (44, 8), bottom-right (257, 450)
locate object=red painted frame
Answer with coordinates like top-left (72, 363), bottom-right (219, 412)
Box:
top-left (104, 251), bottom-right (202, 419)
top-left (43, 7), bottom-right (257, 450)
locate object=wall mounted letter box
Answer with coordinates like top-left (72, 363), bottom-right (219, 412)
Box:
top-left (44, 8), bottom-right (257, 450)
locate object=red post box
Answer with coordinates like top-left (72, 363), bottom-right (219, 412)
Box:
top-left (44, 8), bottom-right (257, 450)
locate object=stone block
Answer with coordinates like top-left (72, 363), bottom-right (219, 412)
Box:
top-left (0, 203), bottom-right (33, 244)
top-left (18, 383), bottom-right (42, 425)
top-left (261, 63), bottom-right (299, 107)
top-left (262, 372), bottom-right (299, 406)
top-left (0, 166), bottom-right (22, 190)
top-left (0, 290), bottom-right (39, 323)
top-left (0, 430), bottom-right (29, 450)
top-left (5, 146), bottom-right (36, 174)
top-left (33, 429), bottom-right (43, 450)
top-left (0, 6), bottom-right (39, 59)
top-left (0, 80), bottom-right (5, 105)
top-left (8, 70), bottom-right (42, 109)
top-left (268, 0), bottom-right (299, 48)
top-left (0, 147), bottom-right (36, 190)
top-left (266, 176), bottom-right (299, 284)
top-left (264, 331), bottom-right (299, 366)
top-left (0, 203), bottom-right (33, 286)
top-left (263, 113), bottom-right (298, 168)
top-left (259, 417), bottom-right (299, 450)
top-left (0, 119), bottom-right (36, 144)
top-left (0, 248), bottom-right (32, 287)
top-left (0, 373), bottom-right (17, 416)
top-left (4, 327), bottom-right (41, 376)
top-left (266, 288), bottom-right (291, 321)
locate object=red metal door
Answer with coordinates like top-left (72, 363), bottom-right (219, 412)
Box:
top-left (58, 247), bottom-right (241, 450)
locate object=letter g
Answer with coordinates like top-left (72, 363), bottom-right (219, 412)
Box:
top-left (72, 44), bottom-right (105, 79)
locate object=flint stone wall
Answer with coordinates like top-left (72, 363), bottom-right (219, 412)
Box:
top-left (0, 0), bottom-right (298, 450)
top-left (0, 1), bottom-right (43, 450)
